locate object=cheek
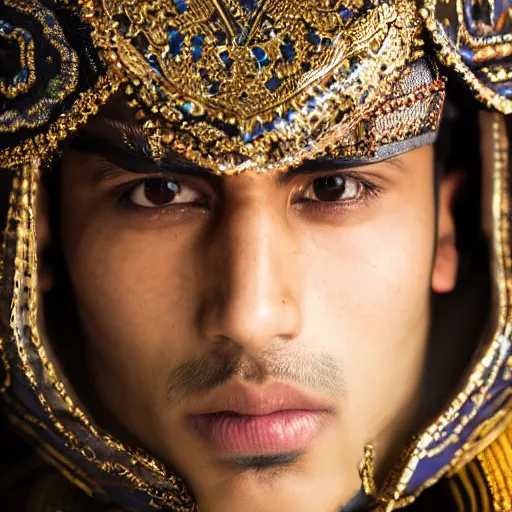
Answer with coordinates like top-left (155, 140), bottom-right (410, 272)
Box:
top-left (303, 201), bottom-right (434, 329)
top-left (300, 198), bottom-right (434, 429)
top-left (63, 216), bottom-right (199, 416)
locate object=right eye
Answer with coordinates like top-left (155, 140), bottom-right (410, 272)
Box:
top-left (129, 177), bottom-right (203, 208)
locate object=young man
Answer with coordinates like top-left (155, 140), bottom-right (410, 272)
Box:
top-left (0, 0), bottom-right (511, 511)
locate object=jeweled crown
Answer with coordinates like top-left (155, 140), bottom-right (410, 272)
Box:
top-left (84, 0), bottom-right (444, 173)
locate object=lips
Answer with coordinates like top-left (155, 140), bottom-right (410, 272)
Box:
top-left (187, 382), bottom-right (334, 454)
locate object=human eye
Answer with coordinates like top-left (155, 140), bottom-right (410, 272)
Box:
top-left (125, 176), bottom-right (205, 208)
top-left (296, 173), bottom-right (379, 206)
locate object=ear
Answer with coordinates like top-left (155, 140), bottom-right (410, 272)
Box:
top-left (36, 185), bottom-right (54, 293)
top-left (431, 171), bottom-right (465, 294)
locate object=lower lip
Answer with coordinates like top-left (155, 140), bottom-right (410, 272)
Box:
top-left (191, 410), bottom-right (327, 454)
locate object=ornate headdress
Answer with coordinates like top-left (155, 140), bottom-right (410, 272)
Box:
top-left (1, 1), bottom-right (512, 511)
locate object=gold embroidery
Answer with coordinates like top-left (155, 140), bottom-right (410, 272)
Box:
top-left (0, 70), bottom-right (120, 169)
top-left (478, 426), bottom-right (512, 511)
top-left (421, 1), bottom-right (512, 114)
top-left (0, 0), bottom-right (79, 134)
top-left (0, 26), bottom-right (36, 100)
top-left (78, 0), bottom-right (442, 174)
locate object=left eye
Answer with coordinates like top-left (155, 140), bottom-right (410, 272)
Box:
top-left (301, 174), bottom-right (362, 202)
top-left (129, 177), bottom-right (202, 207)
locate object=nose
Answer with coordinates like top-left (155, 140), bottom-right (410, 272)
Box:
top-left (197, 196), bottom-right (302, 354)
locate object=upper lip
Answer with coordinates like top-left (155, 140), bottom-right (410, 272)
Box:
top-left (188, 381), bottom-right (335, 417)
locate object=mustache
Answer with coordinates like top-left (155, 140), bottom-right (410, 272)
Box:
top-left (166, 348), bottom-right (346, 403)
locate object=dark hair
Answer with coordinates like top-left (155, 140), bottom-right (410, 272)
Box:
top-left (435, 77), bottom-right (485, 259)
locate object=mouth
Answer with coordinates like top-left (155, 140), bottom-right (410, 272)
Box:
top-left (187, 382), bottom-right (334, 455)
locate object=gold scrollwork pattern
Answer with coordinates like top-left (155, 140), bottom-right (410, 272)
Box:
top-left (79, 0), bottom-right (443, 174)
top-left (0, 0), bottom-right (79, 134)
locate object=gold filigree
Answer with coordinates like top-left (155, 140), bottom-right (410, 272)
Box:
top-left (421, 0), bottom-right (512, 114)
top-left (0, 0), bottom-right (80, 134)
top-left (482, 65), bottom-right (512, 83)
top-left (473, 43), bottom-right (512, 63)
top-left (79, 0), bottom-right (440, 174)
top-left (0, 26), bottom-right (36, 100)
top-left (0, 70), bottom-right (120, 169)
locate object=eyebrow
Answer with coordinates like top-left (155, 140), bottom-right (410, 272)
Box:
top-left (70, 119), bottom-right (406, 185)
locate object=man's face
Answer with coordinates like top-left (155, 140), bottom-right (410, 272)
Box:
top-left (41, 137), bottom-right (457, 511)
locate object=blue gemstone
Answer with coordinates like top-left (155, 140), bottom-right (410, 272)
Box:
top-left (182, 102), bottom-right (194, 113)
top-left (321, 37), bottom-right (332, 47)
top-left (168, 28), bottom-right (184, 56)
top-left (307, 97), bottom-right (318, 111)
top-left (459, 47), bottom-right (474, 62)
top-left (173, 0), bottom-right (188, 14)
top-left (306, 30), bottom-right (321, 46)
top-left (284, 109), bottom-right (296, 122)
top-left (219, 50), bottom-right (233, 69)
top-left (191, 35), bottom-right (204, 45)
top-left (252, 124), bottom-right (264, 137)
top-left (191, 34), bottom-right (205, 62)
top-left (493, 0), bottom-right (510, 27)
top-left (147, 54), bottom-right (162, 74)
top-left (339, 6), bottom-right (352, 22)
top-left (497, 81), bottom-right (512, 96)
top-left (208, 81), bottom-right (220, 95)
top-left (444, 20), bottom-right (457, 41)
top-left (498, 87), bottom-right (512, 96)
top-left (45, 14), bottom-right (55, 28)
top-left (240, 0), bottom-right (259, 12)
top-left (0, 22), bottom-right (13, 35)
top-left (263, 121), bottom-right (275, 132)
top-left (243, 123), bottom-right (265, 143)
top-left (265, 76), bottom-right (282, 92)
top-left (191, 47), bottom-right (203, 61)
top-left (13, 69), bottom-right (29, 85)
top-left (280, 42), bottom-right (295, 62)
top-left (251, 46), bottom-right (270, 68)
